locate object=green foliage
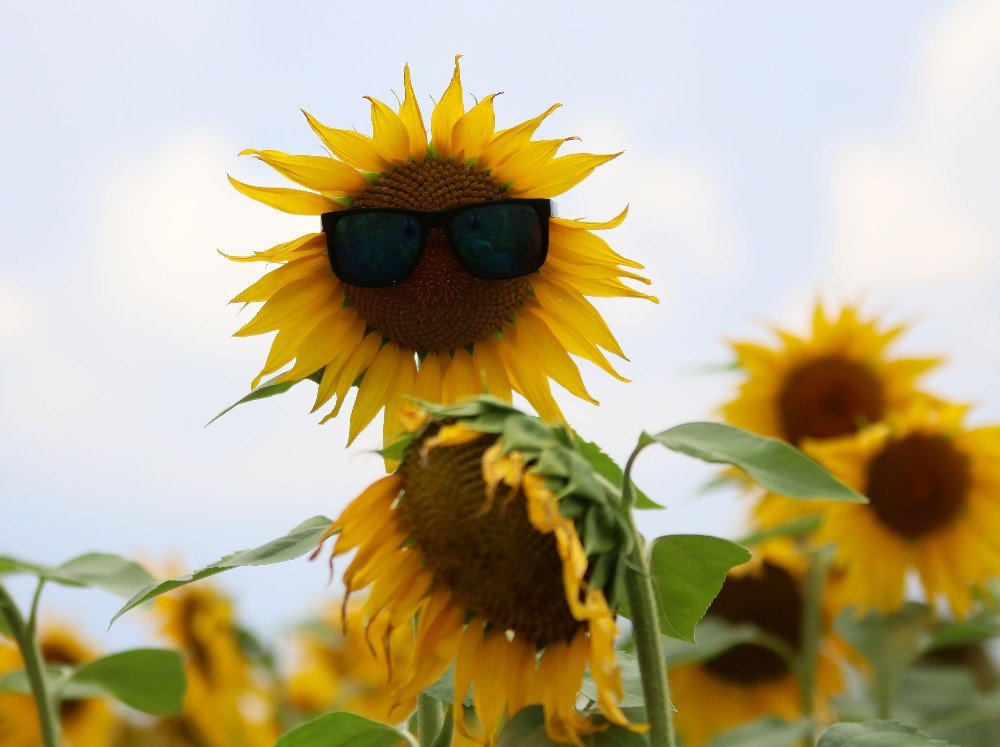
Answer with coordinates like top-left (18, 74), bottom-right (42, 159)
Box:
top-left (737, 515), bottom-right (824, 547)
top-left (642, 422), bottom-right (866, 502)
top-left (0, 553), bottom-right (155, 599)
top-left (110, 515), bottom-right (332, 626)
top-left (645, 535), bottom-right (750, 642)
top-left (1, 649), bottom-right (185, 716)
top-left (207, 369), bottom-right (324, 426)
top-left (63, 649), bottom-right (185, 716)
top-left (497, 705), bottom-right (647, 746)
top-left (835, 604), bottom-right (935, 711)
top-left (707, 717), bottom-right (812, 746)
top-left (275, 711), bottom-right (416, 747)
top-left (817, 721), bottom-right (952, 746)
top-left (574, 435), bottom-right (663, 510)
top-left (660, 616), bottom-right (768, 667)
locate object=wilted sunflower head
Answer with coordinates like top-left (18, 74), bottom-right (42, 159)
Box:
top-left (670, 549), bottom-right (845, 746)
top-left (322, 396), bottom-right (643, 745)
top-left (788, 403), bottom-right (1000, 617)
top-left (225, 58), bottom-right (654, 444)
top-left (0, 623), bottom-right (115, 747)
top-left (722, 302), bottom-right (942, 446)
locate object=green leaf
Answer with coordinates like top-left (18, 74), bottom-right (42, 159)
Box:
top-left (647, 535), bottom-right (751, 642)
top-left (0, 666), bottom-right (69, 695)
top-left (422, 665), bottom-right (472, 706)
top-left (927, 615), bottom-right (1000, 650)
top-left (708, 718), bottom-right (813, 746)
top-left (817, 721), bottom-right (952, 746)
top-left (574, 436), bottom-right (663, 510)
top-left (110, 515), bottom-right (332, 626)
top-left (834, 604), bottom-right (935, 702)
top-left (0, 553), bottom-right (155, 599)
top-left (497, 706), bottom-right (646, 746)
top-left (737, 516), bottom-right (824, 547)
top-left (275, 711), bottom-right (415, 747)
top-left (63, 649), bottom-right (185, 716)
top-left (207, 369), bottom-right (323, 426)
top-left (645, 422), bottom-right (866, 502)
top-left (660, 617), bottom-right (764, 667)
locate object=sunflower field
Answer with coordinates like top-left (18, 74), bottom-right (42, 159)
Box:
top-left (4, 5), bottom-right (1000, 747)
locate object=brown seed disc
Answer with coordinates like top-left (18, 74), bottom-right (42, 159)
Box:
top-left (865, 433), bottom-right (970, 538)
top-left (778, 355), bottom-right (886, 444)
top-left (346, 159), bottom-right (529, 353)
top-left (398, 431), bottom-right (584, 645)
top-left (703, 562), bottom-right (803, 685)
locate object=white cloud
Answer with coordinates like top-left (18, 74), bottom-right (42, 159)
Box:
top-left (826, 0), bottom-right (1000, 295)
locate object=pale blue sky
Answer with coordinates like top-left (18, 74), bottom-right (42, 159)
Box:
top-left (2, 1), bottom-right (998, 651)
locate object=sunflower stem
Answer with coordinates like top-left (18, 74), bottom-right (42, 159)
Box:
top-left (798, 548), bottom-right (828, 746)
top-left (621, 443), bottom-right (676, 747)
top-left (0, 581), bottom-right (61, 747)
top-left (416, 693), bottom-right (443, 747)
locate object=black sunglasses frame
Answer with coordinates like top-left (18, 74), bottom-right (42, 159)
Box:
top-left (320, 198), bottom-right (552, 288)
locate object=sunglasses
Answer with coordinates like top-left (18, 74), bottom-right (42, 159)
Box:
top-left (321, 198), bottom-right (551, 287)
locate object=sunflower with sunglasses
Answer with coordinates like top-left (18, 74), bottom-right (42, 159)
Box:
top-left (225, 58), bottom-right (654, 444)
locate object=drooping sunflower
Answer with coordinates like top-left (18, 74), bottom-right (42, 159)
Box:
top-left (287, 598), bottom-right (415, 723)
top-left (772, 404), bottom-right (1000, 616)
top-left (669, 548), bottom-right (845, 746)
top-left (0, 623), bottom-right (116, 747)
top-left (225, 58), bottom-right (653, 444)
top-left (319, 397), bottom-right (642, 745)
top-left (152, 582), bottom-right (279, 747)
top-left (721, 302), bottom-right (941, 447)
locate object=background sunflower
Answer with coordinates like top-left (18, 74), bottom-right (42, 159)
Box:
top-left (225, 58), bottom-right (653, 445)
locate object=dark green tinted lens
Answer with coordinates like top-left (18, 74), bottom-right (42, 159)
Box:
top-left (450, 204), bottom-right (544, 279)
top-left (333, 212), bottom-right (422, 286)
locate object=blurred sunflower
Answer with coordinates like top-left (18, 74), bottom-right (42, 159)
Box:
top-left (153, 582), bottom-right (279, 747)
top-left (778, 404), bottom-right (1000, 616)
top-left (320, 397), bottom-right (642, 745)
top-left (225, 57), bottom-right (653, 444)
top-left (0, 623), bottom-right (115, 747)
top-left (287, 598), bottom-right (414, 723)
top-left (670, 550), bottom-right (845, 746)
top-left (722, 302), bottom-right (940, 446)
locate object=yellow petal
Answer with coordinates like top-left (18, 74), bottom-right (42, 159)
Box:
top-left (252, 322), bottom-right (314, 388)
top-left (513, 309), bottom-right (597, 404)
top-left (413, 353), bottom-right (444, 403)
top-left (441, 347), bottom-right (478, 403)
top-left (452, 92), bottom-right (499, 162)
top-left (302, 110), bottom-right (389, 173)
top-left (509, 152), bottom-right (621, 198)
top-left (228, 176), bottom-right (339, 215)
top-left (550, 205), bottom-right (629, 231)
top-left (275, 307), bottom-right (360, 384)
top-left (219, 232), bottom-right (326, 264)
top-left (430, 55), bottom-right (464, 158)
top-left (549, 221), bottom-right (645, 269)
top-left (230, 254), bottom-right (332, 303)
top-left (531, 278), bottom-right (626, 358)
top-left (399, 64), bottom-right (428, 160)
top-left (364, 96), bottom-right (411, 166)
top-left (234, 276), bottom-right (337, 337)
top-left (478, 103), bottom-right (561, 171)
top-left (238, 149), bottom-right (368, 194)
top-left (317, 332), bottom-right (382, 421)
top-left (471, 338), bottom-right (512, 401)
top-left (490, 138), bottom-right (573, 186)
top-left (348, 342), bottom-right (405, 442)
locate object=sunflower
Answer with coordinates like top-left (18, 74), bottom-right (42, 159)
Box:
top-left (0, 623), bottom-right (116, 747)
top-left (225, 58), bottom-right (653, 444)
top-left (319, 397), bottom-right (642, 745)
top-left (669, 549), bottom-right (845, 746)
top-left (721, 302), bottom-right (940, 447)
top-left (287, 598), bottom-right (415, 723)
top-left (768, 404), bottom-right (1000, 616)
top-left (153, 582), bottom-right (279, 747)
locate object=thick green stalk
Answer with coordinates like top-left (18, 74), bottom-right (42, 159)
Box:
top-left (0, 581), bottom-right (60, 747)
top-left (621, 446), bottom-right (676, 747)
top-left (416, 693), bottom-right (443, 747)
top-left (798, 549), bottom-right (827, 745)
